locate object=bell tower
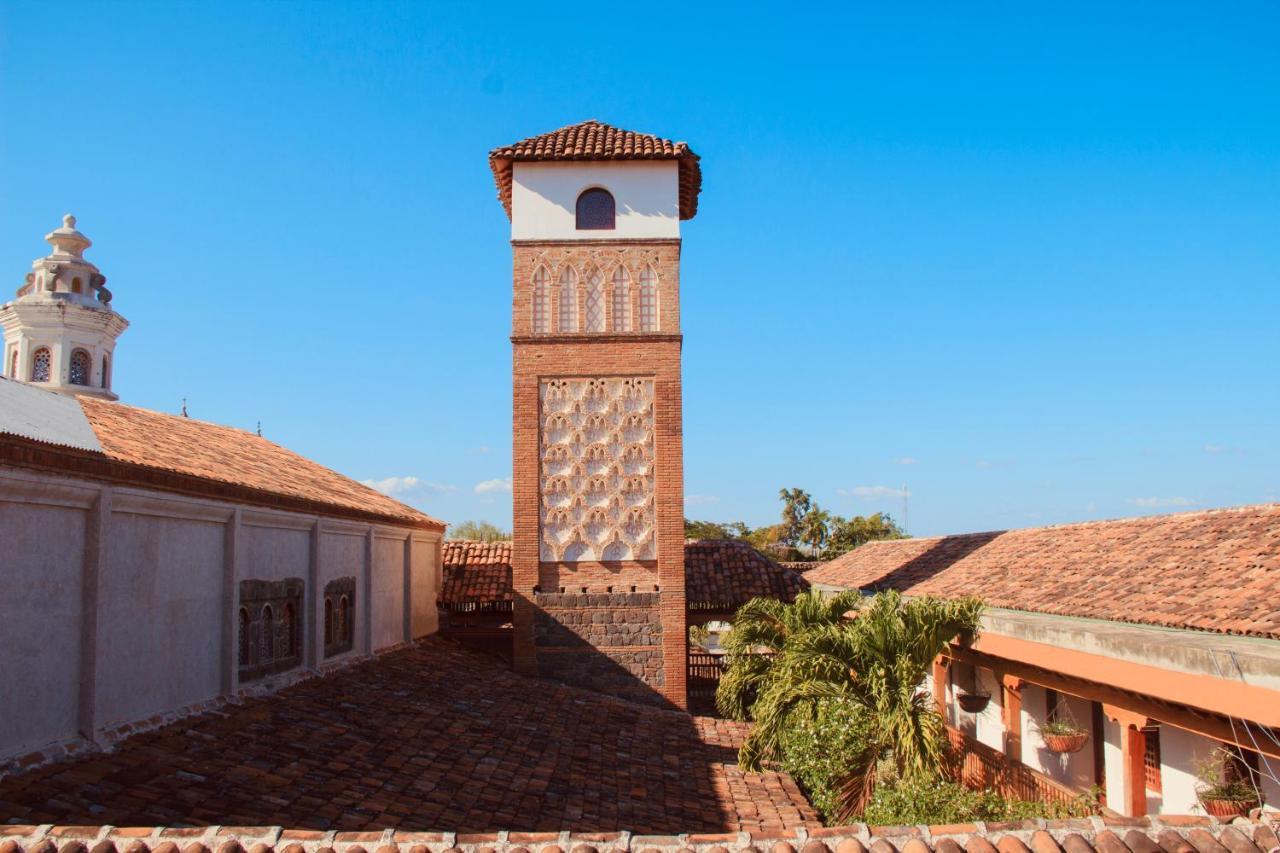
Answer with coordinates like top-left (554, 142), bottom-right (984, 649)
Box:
top-left (1, 214), bottom-right (128, 399)
top-left (490, 120), bottom-right (701, 708)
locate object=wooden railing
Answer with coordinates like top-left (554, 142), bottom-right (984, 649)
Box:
top-left (945, 727), bottom-right (1085, 807)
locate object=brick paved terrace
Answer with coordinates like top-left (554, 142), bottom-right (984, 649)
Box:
top-left (0, 638), bottom-right (817, 833)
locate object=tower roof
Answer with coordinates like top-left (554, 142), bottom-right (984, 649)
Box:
top-left (489, 120), bottom-right (702, 220)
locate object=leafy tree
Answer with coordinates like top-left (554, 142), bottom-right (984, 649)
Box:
top-left (447, 519), bottom-right (510, 541)
top-left (778, 488), bottom-right (812, 546)
top-left (823, 512), bottom-right (907, 559)
top-left (800, 506), bottom-right (832, 556)
top-left (720, 589), bottom-right (983, 821)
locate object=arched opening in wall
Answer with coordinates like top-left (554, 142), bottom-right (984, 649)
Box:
top-left (324, 598), bottom-right (334, 645)
top-left (339, 595), bottom-right (351, 644)
top-left (611, 267), bottom-right (630, 331)
top-left (261, 605), bottom-right (275, 664)
top-left (281, 602), bottom-right (296, 659)
top-left (531, 266), bottom-right (551, 334)
top-left (238, 608), bottom-right (251, 667)
top-left (71, 277), bottom-right (83, 294)
top-left (575, 187), bottom-right (615, 230)
top-left (558, 266), bottom-right (578, 333)
top-left (8, 349), bottom-right (17, 378)
top-left (30, 347), bottom-right (51, 382)
top-left (101, 354), bottom-right (111, 389)
top-left (639, 265), bottom-right (659, 332)
top-left (69, 349), bottom-right (91, 386)
top-left (584, 267), bottom-right (605, 332)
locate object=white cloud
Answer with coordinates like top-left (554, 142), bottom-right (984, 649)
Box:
top-left (685, 494), bottom-right (721, 506)
top-left (1128, 496), bottom-right (1197, 508)
top-left (474, 477), bottom-right (513, 494)
top-left (839, 485), bottom-right (909, 499)
top-left (1204, 443), bottom-right (1227, 455)
top-left (893, 457), bottom-right (918, 465)
top-left (361, 476), bottom-right (456, 497)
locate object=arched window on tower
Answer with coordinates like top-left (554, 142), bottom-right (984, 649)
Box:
top-left (101, 354), bottom-right (111, 389)
top-left (30, 347), bottom-right (51, 382)
top-left (611, 267), bottom-right (631, 332)
top-left (531, 267), bottom-right (551, 334)
top-left (8, 349), bottom-right (17, 379)
top-left (339, 595), bottom-right (352, 644)
top-left (71, 277), bottom-right (83, 294)
top-left (324, 598), bottom-right (334, 646)
top-left (584, 267), bottom-right (605, 332)
top-left (69, 349), bottom-right (91, 386)
top-left (639, 266), bottom-right (659, 332)
top-left (576, 188), bottom-right (615, 230)
top-left (558, 267), bottom-right (578, 333)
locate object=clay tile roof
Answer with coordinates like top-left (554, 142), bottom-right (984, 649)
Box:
top-left (76, 397), bottom-right (442, 530)
top-left (685, 540), bottom-right (810, 611)
top-left (488, 119), bottom-right (703, 220)
top-left (440, 540), bottom-right (513, 611)
top-left (807, 504), bottom-right (1280, 640)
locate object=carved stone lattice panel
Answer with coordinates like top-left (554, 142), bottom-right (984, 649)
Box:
top-left (539, 377), bottom-right (656, 562)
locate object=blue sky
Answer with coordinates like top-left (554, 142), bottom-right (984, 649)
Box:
top-left (2, 3), bottom-right (1277, 536)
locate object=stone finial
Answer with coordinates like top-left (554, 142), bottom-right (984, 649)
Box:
top-left (44, 212), bottom-right (92, 258)
top-left (64, 214), bottom-right (77, 228)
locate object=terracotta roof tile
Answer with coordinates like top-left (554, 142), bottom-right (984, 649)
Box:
top-left (685, 540), bottom-right (810, 611)
top-left (440, 540), bottom-right (513, 610)
top-left (76, 397), bottom-right (442, 529)
top-left (807, 504), bottom-right (1280, 640)
top-left (437, 539), bottom-right (808, 612)
top-left (488, 120), bottom-right (703, 220)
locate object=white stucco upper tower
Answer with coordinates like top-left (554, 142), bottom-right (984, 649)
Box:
top-left (1, 215), bottom-right (129, 400)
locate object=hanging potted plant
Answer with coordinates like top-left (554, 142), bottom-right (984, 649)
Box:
top-left (957, 691), bottom-right (991, 712)
top-left (1041, 719), bottom-right (1090, 753)
top-left (1195, 748), bottom-right (1261, 819)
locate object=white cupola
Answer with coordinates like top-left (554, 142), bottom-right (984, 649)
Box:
top-left (0, 214), bottom-right (129, 400)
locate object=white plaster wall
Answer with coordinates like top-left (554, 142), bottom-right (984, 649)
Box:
top-left (1102, 716), bottom-right (1127, 814)
top-left (1019, 685), bottom-right (1095, 790)
top-left (511, 161), bottom-right (680, 241)
top-left (240, 522), bottom-right (309, 582)
top-left (1161, 725), bottom-right (1214, 815)
top-left (0, 501), bottom-right (85, 755)
top-left (371, 535), bottom-right (407, 651)
top-left (98, 512), bottom-right (224, 727)
top-left (318, 529), bottom-right (365, 661)
top-left (409, 537), bottom-right (439, 639)
top-left (973, 668), bottom-right (1004, 751)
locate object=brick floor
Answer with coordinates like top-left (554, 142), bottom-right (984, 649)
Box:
top-left (0, 638), bottom-right (818, 833)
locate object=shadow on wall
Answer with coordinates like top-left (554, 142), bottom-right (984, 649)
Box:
top-left (0, 638), bottom-right (806, 834)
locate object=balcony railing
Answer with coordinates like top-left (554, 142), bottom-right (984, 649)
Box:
top-left (945, 726), bottom-right (1086, 807)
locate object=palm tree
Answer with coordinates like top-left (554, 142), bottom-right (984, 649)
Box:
top-left (723, 589), bottom-right (983, 822)
top-left (716, 588), bottom-right (865, 720)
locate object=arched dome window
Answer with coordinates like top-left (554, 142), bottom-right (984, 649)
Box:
top-left (30, 347), bottom-right (51, 382)
top-left (558, 266), bottom-right (578, 332)
top-left (71, 277), bottom-right (83, 294)
top-left (584, 267), bottom-right (605, 333)
top-left (531, 267), bottom-right (551, 334)
top-left (576, 188), bottom-right (615, 230)
top-left (101, 354), bottom-right (111, 389)
top-left (69, 349), bottom-right (91, 386)
top-left (639, 266), bottom-right (659, 332)
top-left (611, 267), bottom-right (631, 332)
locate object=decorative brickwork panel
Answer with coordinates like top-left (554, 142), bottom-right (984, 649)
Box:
top-left (539, 377), bottom-right (655, 562)
top-left (238, 578), bottom-right (304, 682)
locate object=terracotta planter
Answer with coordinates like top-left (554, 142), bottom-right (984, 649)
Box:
top-left (1043, 730), bottom-right (1090, 754)
top-left (1200, 796), bottom-right (1258, 820)
top-left (957, 692), bottom-right (991, 713)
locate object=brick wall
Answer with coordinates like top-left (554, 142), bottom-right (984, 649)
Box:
top-left (511, 239), bottom-right (686, 709)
